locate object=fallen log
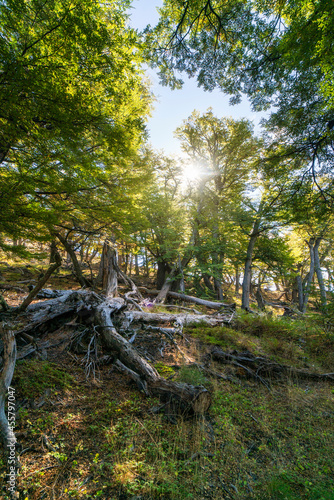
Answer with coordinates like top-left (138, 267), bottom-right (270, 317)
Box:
top-left (10, 290), bottom-right (212, 415)
top-left (121, 310), bottom-right (233, 329)
top-left (210, 347), bottom-right (334, 383)
top-left (141, 288), bottom-right (235, 310)
top-left (95, 301), bottom-right (211, 414)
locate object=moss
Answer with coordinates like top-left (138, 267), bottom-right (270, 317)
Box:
top-left (154, 362), bottom-right (175, 378)
top-left (13, 359), bottom-right (74, 398)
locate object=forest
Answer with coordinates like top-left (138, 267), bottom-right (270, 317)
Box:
top-left (0, 1), bottom-right (333, 499)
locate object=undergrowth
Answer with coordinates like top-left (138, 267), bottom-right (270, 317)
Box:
top-left (0, 313), bottom-right (333, 499)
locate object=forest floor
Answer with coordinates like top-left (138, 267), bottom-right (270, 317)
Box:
top-left (0, 261), bottom-right (334, 500)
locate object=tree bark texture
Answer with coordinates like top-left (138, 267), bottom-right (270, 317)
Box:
top-left (56, 233), bottom-right (90, 287)
top-left (101, 240), bottom-right (118, 298)
top-left (301, 238), bottom-right (316, 313)
top-left (313, 238), bottom-right (327, 308)
top-left (241, 222), bottom-right (260, 310)
top-left (0, 324), bottom-right (16, 448)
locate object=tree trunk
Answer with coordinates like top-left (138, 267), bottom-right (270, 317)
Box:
top-left (0, 324), bottom-right (17, 448)
top-left (49, 240), bottom-right (57, 264)
top-left (301, 238), bottom-right (316, 313)
top-left (101, 241), bottom-right (118, 298)
top-left (122, 310), bottom-right (234, 327)
top-left (135, 254), bottom-right (139, 276)
top-left (235, 266), bottom-right (240, 296)
top-left (144, 248), bottom-right (149, 276)
top-left (255, 287), bottom-right (265, 310)
top-left (314, 237), bottom-right (327, 308)
top-left (171, 255), bottom-right (185, 293)
top-left (296, 274), bottom-right (304, 312)
top-left (241, 219), bottom-right (260, 310)
top-left (156, 261), bottom-right (171, 290)
top-left (56, 233), bottom-right (90, 287)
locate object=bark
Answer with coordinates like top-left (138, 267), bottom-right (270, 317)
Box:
top-left (314, 237), bottom-right (327, 308)
top-left (144, 248), bottom-right (149, 276)
top-left (155, 263), bottom-right (177, 303)
top-left (0, 324), bottom-right (17, 448)
top-left (171, 255), bottom-right (185, 293)
top-left (301, 238), bottom-right (316, 313)
top-left (235, 266), bottom-right (240, 296)
top-left (101, 241), bottom-right (118, 298)
top-left (49, 240), bottom-right (58, 264)
top-left (296, 274), bottom-right (304, 312)
top-left (143, 288), bottom-right (235, 309)
top-left (135, 254), bottom-right (139, 276)
top-left (156, 261), bottom-right (171, 290)
top-left (122, 310), bottom-right (234, 328)
top-left (255, 285), bottom-right (265, 310)
top-left (56, 233), bottom-right (90, 287)
top-left (241, 222), bottom-right (260, 310)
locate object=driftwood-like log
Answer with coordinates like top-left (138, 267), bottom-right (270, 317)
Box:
top-left (122, 310), bottom-right (233, 328)
top-left (0, 324), bottom-right (16, 448)
top-left (95, 302), bottom-right (211, 414)
top-left (141, 288), bottom-right (235, 310)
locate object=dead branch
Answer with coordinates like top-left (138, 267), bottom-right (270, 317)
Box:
top-left (17, 251), bottom-right (62, 313)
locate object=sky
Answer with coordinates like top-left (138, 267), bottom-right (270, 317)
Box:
top-left (129, 0), bottom-right (266, 157)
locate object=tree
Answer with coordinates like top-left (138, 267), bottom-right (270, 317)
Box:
top-left (147, 0), bottom-right (334, 191)
top-left (174, 109), bottom-right (261, 298)
top-left (281, 179), bottom-right (334, 311)
top-left (139, 150), bottom-right (188, 288)
top-left (0, 0), bottom-right (151, 249)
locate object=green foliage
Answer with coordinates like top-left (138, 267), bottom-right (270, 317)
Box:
top-left (0, 0), bottom-right (151, 249)
top-left (147, 0), bottom-right (334, 197)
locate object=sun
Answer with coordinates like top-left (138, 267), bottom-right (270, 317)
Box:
top-left (181, 162), bottom-right (203, 183)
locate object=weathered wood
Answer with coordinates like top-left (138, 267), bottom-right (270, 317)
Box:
top-left (95, 302), bottom-right (211, 414)
top-left (155, 304), bottom-right (202, 315)
top-left (141, 288), bottom-right (235, 310)
top-left (0, 324), bottom-right (16, 448)
top-left (101, 240), bottom-right (118, 298)
top-left (122, 310), bottom-right (233, 328)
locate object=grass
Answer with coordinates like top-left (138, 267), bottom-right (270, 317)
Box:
top-left (1, 265), bottom-right (334, 499)
top-left (5, 366), bottom-right (332, 499)
top-left (186, 311), bottom-right (334, 371)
